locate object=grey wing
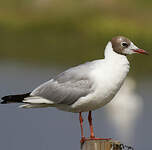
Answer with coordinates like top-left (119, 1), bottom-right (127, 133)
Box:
top-left (31, 62), bottom-right (94, 105)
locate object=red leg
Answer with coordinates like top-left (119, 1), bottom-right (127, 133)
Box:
top-left (88, 111), bottom-right (95, 138)
top-left (88, 111), bottom-right (112, 141)
top-left (79, 112), bottom-right (85, 143)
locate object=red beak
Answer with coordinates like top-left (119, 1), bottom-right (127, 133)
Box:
top-left (132, 49), bottom-right (149, 55)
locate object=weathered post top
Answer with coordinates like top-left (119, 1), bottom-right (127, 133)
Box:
top-left (81, 139), bottom-right (122, 150)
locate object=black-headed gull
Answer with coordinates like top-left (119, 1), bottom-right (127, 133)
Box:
top-left (1, 36), bottom-right (148, 143)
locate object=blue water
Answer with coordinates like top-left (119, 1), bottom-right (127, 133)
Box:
top-left (0, 61), bottom-right (151, 150)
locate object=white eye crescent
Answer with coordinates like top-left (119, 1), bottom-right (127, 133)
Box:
top-left (121, 42), bottom-right (128, 47)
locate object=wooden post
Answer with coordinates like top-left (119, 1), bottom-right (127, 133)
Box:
top-left (81, 139), bottom-right (122, 150)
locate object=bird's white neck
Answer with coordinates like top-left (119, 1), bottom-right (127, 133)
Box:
top-left (104, 42), bottom-right (129, 65)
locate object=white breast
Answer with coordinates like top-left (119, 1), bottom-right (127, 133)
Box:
top-left (70, 60), bottom-right (129, 112)
top-left (91, 60), bottom-right (130, 106)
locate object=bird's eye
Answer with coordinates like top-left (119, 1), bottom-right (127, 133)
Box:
top-left (121, 42), bottom-right (128, 47)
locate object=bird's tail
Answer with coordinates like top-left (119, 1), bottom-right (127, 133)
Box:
top-left (1, 93), bottom-right (31, 104)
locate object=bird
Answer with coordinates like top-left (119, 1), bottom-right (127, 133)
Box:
top-left (1, 36), bottom-right (148, 143)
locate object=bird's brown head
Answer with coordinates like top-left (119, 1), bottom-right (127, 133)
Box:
top-left (111, 36), bottom-right (148, 55)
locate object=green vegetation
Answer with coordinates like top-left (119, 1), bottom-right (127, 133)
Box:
top-left (0, 0), bottom-right (151, 77)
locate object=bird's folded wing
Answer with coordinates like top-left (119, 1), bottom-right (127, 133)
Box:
top-left (31, 63), bottom-right (94, 105)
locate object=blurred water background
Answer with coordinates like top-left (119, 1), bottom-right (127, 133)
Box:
top-left (0, 0), bottom-right (151, 150)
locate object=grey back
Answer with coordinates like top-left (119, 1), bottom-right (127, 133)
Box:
top-left (31, 62), bottom-right (94, 105)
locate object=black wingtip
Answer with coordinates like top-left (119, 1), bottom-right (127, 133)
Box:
top-left (1, 92), bottom-right (31, 104)
top-left (2, 95), bottom-right (12, 100)
top-left (1, 96), bottom-right (10, 104)
top-left (1, 100), bottom-right (7, 104)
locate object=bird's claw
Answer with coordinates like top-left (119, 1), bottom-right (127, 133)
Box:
top-left (80, 136), bottom-right (86, 143)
